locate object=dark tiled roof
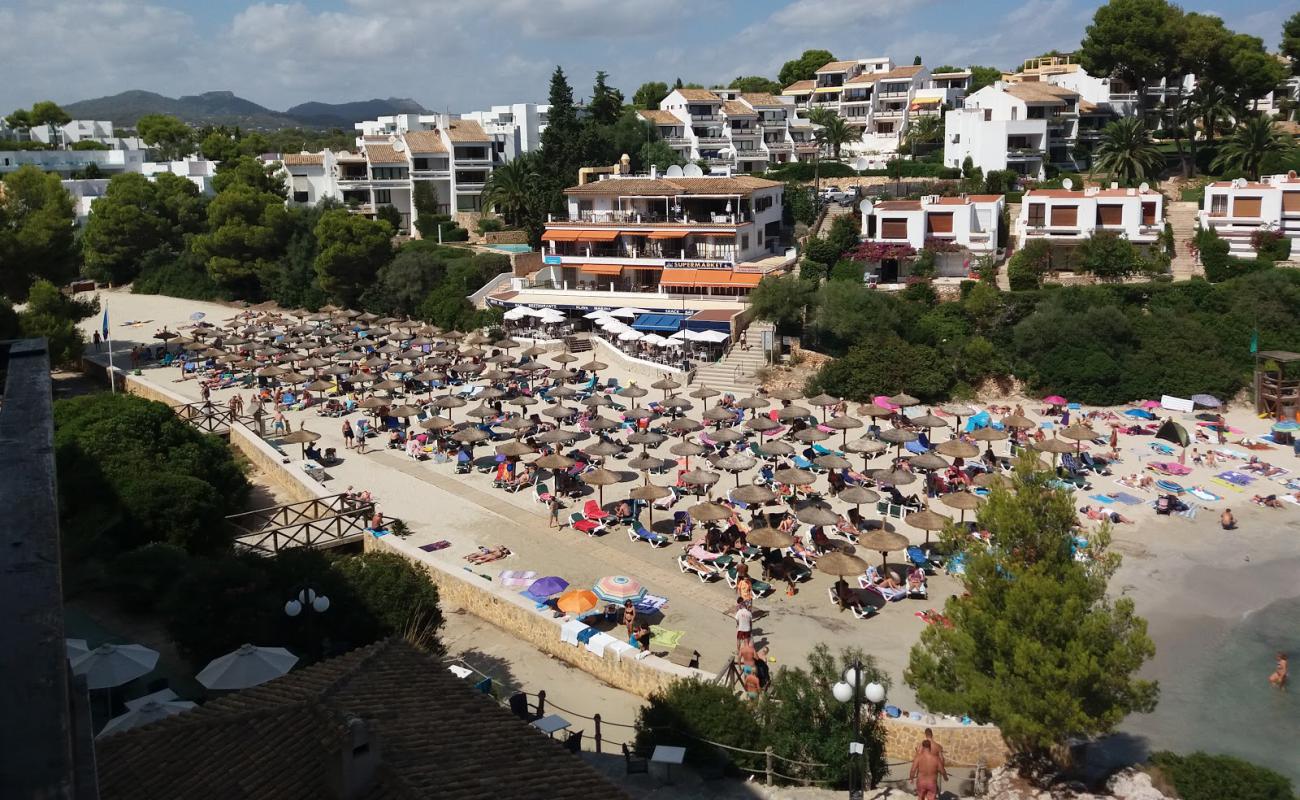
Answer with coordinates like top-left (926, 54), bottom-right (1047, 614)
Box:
top-left (97, 639), bottom-right (627, 800)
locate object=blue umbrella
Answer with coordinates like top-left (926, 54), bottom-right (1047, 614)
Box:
top-left (526, 576), bottom-right (568, 598)
top-left (189, 311), bottom-right (205, 321)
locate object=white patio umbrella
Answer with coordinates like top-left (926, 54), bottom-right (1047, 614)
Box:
top-left (98, 696), bottom-right (197, 737)
top-left (66, 638), bottom-right (90, 662)
top-left (618, 329), bottom-right (644, 341)
top-left (641, 333), bottom-right (671, 347)
top-left (694, 329), bottom-right (730, 343)
top-left (537, 311), bottom-right (566, 324)
top-left (607, 307), bottom-right (650, 318)
top-left (71, 643), bottom-right (160, 690)
top-left (196, 643), bottom-right (299, 690)
top-left (583, 310), bottom-right (611, 320)
top-left (503, 306), bottom-right (536, 321)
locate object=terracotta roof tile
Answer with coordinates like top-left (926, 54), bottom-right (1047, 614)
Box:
top-left (1006, 83), bottom-right (1076, 104)
top-left (97, 639), bottom-right (626, 800)
top-left (846, 73), bottom-right (879, 85)
top-left (815, 60), bottom-right (860, 73)
top-left (722, 100), bottom-right (757, 117)
top-left (564, 175), bottom-right (782, 197)
top-left (738, 93), bottom-right (781, 107)
top-left (446, 119), bottom-right (492, 142)
top-left (875, 65), bottom-right (924, 81)
top-left (638, 110), bottom-right (682, 125)
top-left (402, 130), bottom-right (446, 153)
top-left (675, 89), bottom-right (721, 102)
top-left (280, 153), bottom-right (324, 166)
top-left (364, 143), bottom-right (406, 164)
top-left (782, 80), bottom-right (815, 94)
top-left (875, 200), bottom-right (922, 210)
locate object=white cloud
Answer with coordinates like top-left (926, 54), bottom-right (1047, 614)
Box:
top-left (766, 0), bottom-right (935, 31)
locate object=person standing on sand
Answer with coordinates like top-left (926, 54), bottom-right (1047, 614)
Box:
top-left (1216, 413), bottom-right (1227, 445)
top-left (548, 494), bottom-right (563, 528)
top-left (910, 739), bottom-right (947, 800)
top-left (1270, 652), bottom-right (1288, 689)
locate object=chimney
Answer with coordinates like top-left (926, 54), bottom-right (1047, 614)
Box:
top-left (650, 165), bottom-right (658, 180)
top-left (1110, 182), bottom-right (1118, 190)
top-left (331, 715), bottom-right (381, 800)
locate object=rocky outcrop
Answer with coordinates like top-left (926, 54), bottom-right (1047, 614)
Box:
top-left (981, 767), bottom-right (1171, 800)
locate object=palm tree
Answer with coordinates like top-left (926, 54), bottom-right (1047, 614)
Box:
top-left (480, 152), bottom-right (540, 226)
top-left (1188, 84), bottom-right (1233, 144)
top-left (903, 114), bottom-right (943, 154)
top-left (808, 108), bottom-right (857, 160)
top-left (1211, 115), bottom-right (1294, 181)
top-left (1091, 118), bottom-right (1165, 187)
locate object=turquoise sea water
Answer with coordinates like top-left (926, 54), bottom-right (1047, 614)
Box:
top-left (1106, 594), bottom-right (1300, 786)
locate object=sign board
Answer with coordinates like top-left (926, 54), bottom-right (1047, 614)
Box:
top-left (664, 259), bottom-right (733, 271)
top-left (760, 328), bottom-right (773, 354)
top-left (542, 255), bottom-right (563, 265)
top-left (1160, 395), bottom-right (1194, 413)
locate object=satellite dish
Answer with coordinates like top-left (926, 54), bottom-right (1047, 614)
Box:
top-left (665, 164), bottom-right (684, 177)
top-left (852, 156), bottom-right (869, 171)
top-left (1138, 182), bottom-right (1149, 193)
top-left (859, 199), bottom-right (873, 214)
top-left (683, 163), bottom-right (704, 177)
top-left (1061, 178), bottom-right (1073, 190)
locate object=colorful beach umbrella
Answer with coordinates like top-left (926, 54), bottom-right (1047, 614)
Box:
top-left (527, 576), bottom-right (569, 598)
top-left (556, 589), bottom-right (600, 615)
top-left (593, 575), bottom-right (647, 603)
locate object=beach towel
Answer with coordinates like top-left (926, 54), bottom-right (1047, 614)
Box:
top-left (649, 625), bottom-right (685, 650)
top-left (1210, 478), bottom-right (1245, 493)
top-left (1216, 471), bottom-right (1254, 486)
top-left (1110, 492), bottom-right (1144, 506)
top-left (635, 594), bottom-right (669, 615)
top-left (1176, 503), bottom-right (1200, 521)
top-left (498, 569), bottom-right (537, 588)
top-left (1155, 479), bottom-right (1184, 494)
top-left (1188, 487), bottom-right (1221, 502)
top-left (1089, 494), bottom-right (1115, 505)
top-left (419, 540), bottom-right (451, 552)
top-left (1147, 461), bottom-right (1192, 476)
top-left (1148, 443), bottom-right (1176, 456)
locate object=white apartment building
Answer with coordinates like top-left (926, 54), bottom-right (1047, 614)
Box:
top-left (944, 82), bottom-right (1085, 179)
top-left (274, 115), bottom-right (497, 233)
top-left (141, 158), bottom-right (219, 195)
top-left (861, 194), bottom-right (1005, 255)
top-left (1198, 173), bottom-right (1300, 259)
top-left (649, 89), bottom-right (813, 172)
top-left (1017, 185), bottom-right (1164, 250)
top-left (0, 146), bottom-right (148, 177)
top-left (781, 58), bottom-right (950, 157)
top-left (457, 103), bottom-right (550, 162)
top-left (531, 169), bottom-right (791, 295)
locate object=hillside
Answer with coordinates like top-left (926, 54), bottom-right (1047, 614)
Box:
top-left (61, 90), bottom-right (430, 130)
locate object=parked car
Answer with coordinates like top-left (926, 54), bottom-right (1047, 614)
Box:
top-left (820, 187), bottom-right (856, 206)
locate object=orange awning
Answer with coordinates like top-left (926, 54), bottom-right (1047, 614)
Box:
top-left (573, 229), bottom-right (621, 242)
top-left (580, 263), bottom-right (622, 276)
top-left (541, 229), bottom-right (580, 242)
top-left (659, 268), bottom-right (698, 286)
top-left (648, 230), bottom-right (687, 239)
top-left (696, 231), bottom-right (736, 237)
top-left (725, 272), bottom-right (764, 287)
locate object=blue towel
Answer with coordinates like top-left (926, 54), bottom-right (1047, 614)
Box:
top-left (1088, 495), bottom-right (1114, 505)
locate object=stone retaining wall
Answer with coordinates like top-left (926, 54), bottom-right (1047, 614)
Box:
top-left (484, 230), bottom-right (528, 245)
top-left (588, 335), bottom-right (685, 381)
top-left (364, 533), bottom-right (705, 697)
top-left (881, 717), bottom-right (1008, 768)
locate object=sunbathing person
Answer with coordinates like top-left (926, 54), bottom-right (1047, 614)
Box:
top-left (1252, 494), bottom-right (1284, 509)
top-left (906, 567), bottom-right (927, 594)
top-left (1080, 505), bottom-right (1134, 524)
top-left (790, 537), bottom-right (820, 563)
top-left (864, 564), bottom-right (903, 590)
top-left (832, 578), bottom-right (865, 613)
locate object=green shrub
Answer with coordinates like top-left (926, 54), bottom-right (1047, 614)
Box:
top-left (1150, 752), bottom-right (1295, 800)
top-left (763, 161), bottom-right (858, 181)
top-left (108, 543), bottom-right (191, 612)
top-left (635, 678), bottom-right (760, 771)
top-left (829, 259), bottom-right (865, 281)
top-left (807, 334), bottom-right (953, 401)
top-left (1251, 229), bottom-right (1291, 262)
top-left (804, 236), bottom-right (842, 265)
top-left (800, 259), bottom-right (829, 282)
top-left (132, 249), bottom-right (226, 301)
top-left (475, 217), bottom-right (505, 235)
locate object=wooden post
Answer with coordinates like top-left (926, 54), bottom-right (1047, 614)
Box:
top-left (593, 713), bottom-right (602, 754)
top-left (765, 746), bottom-right (774, 786)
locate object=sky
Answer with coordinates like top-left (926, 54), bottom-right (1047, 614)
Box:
top-left (2, 0), bottom-right (1292, 115)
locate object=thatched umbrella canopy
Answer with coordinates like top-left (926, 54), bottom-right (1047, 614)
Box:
top-left (969, 427), bottom-right (1008, 443)
top-left (420, 416), bottom-right (453, 431)
top-left (757, 440), bottom-right (794, 457)
top-left (905, 508), bottom-right (952, 545)
top-left (496, 440), bottom-right (536, 458)
top-left (748, 527), bottom-right (794, 549)
top-left (909, 452), bottom-right (949, 472)
top-left (581, 466), bottom-right (627, 505)
top-left (731, 484), bottom-right (777, 505)
top-left (679, 468), bottom-right (721, 495)
top-left (839, 485), bottom-right (880, 509)
top-left (651, 377), bottom-right (681, 398)
top-left (773, 467), bottom-right (816, 487)
top-left (746, 416), bottom-right (779, 433)
top-left (1002, 413), bottom-right (1036, 430)
top-left (768, 387), bottom-right (803, 402)
top-left (816, 550), bottom-right (868, 577)
top-left (857, 403), bottom-right (895, 418)
top-left (796, 503), bottom-right (839, 526)
top-left (824, 414), bottom-right (863, 446)
top-left (534, 428), bottom-right (577, 445)
top-left (940, 490), bottom-right (983, 523)
top-left (534, 452), bottom-right (576, 471)
top-left (858, 529), bottom-right (911, 567)
top-left (582, 439), bottom-right (623, 459)
top-left (689, 501), bottom-right (732, 522)
top-left (630, 482), bottom-right (672, 525)
top-left (451, 428), bottom-right (488, 444)
top-left (935, 439), bottom-right (979, 459)
top-left (793, 428), bottom-right (830, 443)
top-left (278, 427), bottom-right (321, 458)
top-left (709, 427), bottom-right (744, 444)
top-left (888, 393), bottom-right (919, 408)
top-left (666, 417), bottom-right (703, 436)
top-left (972, 472), bottom-right (1013, 489)
top-left (873, 467), bottom-right (916, 487)
top-left (814, 453), bottom-right (853, 470)
top-left (736, 395), bottom-right (770, 410)
top-left (585, 415), bottom-right (619, 432)
top-left (776, 404), bottom-right (812, 421)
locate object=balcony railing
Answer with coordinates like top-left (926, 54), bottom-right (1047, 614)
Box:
top-left (695, 136), bottom-right (730, 145)
top-left (690, 114), bottom-right (722, 122)
top-left (729, 127), bottom-right (760, 136)
top-left (735, 151), bottom-right (768, 160)
top-left (551, 210), bottom-right (751, 225)
top-left (764, 142), bottom-right (792, 152)
top-left (662, 136), bottom-right (691, 145)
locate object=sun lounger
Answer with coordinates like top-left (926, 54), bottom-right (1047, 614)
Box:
top-left (677, 553), bottom-right (719, 580)
top-left (722, 563), bottom-right (772, 596)
top-left (583, 500), bottom-right (611, 522)
top-left (533, 482), bottom-right (553, 504)
top-left (629, 523), bottom-right (669, 548)
top-left (828, 585), bottom-right (879, 619)
top-left (568, 512), bottom-right (604, 537)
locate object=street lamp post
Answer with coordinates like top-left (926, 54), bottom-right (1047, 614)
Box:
top-left (833, 661), bottom-right (886, 800)
top-left (284, 585), bottom-right (331, 660)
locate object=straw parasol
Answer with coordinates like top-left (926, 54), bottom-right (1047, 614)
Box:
top-left (746, 416), bottom-right (779, 432)
top-left (969, 427), bottom-right (1008, 442)
top-left (773, 467), bottom-right (816, 486)
top-left (1059, 423), bottom-right (1100, 452)
top-left (940, 491), bottom-right (982, 522)
top-left (858, 529), bottom-right (911, 567)
top-left (878, 428), bottom-right (917, 445)
top-left (582, 439), bottom-right (623, 459)
top-left (905, 507), bottom-right (951, 544)
top-left (679, 468), bottom-right (721, 490)
top-left (736, 395), bottom-right (770, 410)
top-left (669, 440), bottom-right (705, 458)
top-left (702, 405), bottom-right (736, 423)
top-left (972, 472), bottom-right (1013, 489)
top-left (824, 414), bottom-right (863, 445)
top-left (873, 467), bottom-right (916, 487)
top-left (776, 404), bottom-right (811, 421)
top-left (420, 416), bottom-right (453, 431)
top-left (689, 501), bottom-right (732, 522)
top-left (845, 437), bottom-right (888, 456)
top-left (839, 485), bottom-right (880, 508)
top-left (552, 352), bottom-right (578, 364)
top-left (651, 377), bottom-right (681, 397)
top-left (387, 404), bottom-right (423, 418)
top-left (716, 453), bottom-right (757, 485)
top-left (935, 439), bottom-right (979, 458)
top-left (796, 503), bottom-right (840, 526)
top-left (534, 428), bottom-right (576, 444)
top-left (747, 527), bottom-right (794, 548)
top-left (580, 466), bottom-right (626, 505)
top-left (586, 415), bottom-right (619, 432)
top-left (534, 453), bottom-right (576, 471)
top-left (496, 440), bottom-right (536, 458)
top-left (793, 427), bottom-right (830, 444)
top-left (690, 386), bottom-right (720, 403)
top-left (628, 430), bottom-right (667, 449)
top-left (888, 393), bottom-right (919, 408)
top-left (768, 387), bottom-right (803, 401)
top-left (452, 428), bottom-right (489, 444)
top-left (618, 385), bottom-right (649, 405)
top-left (816, 550), bottom-right (868, 577)
top-left (579, 359), bottom-right (608, 372)
top-left (910, 413), bottom-right (948, 430)
top-left (1002, 413), bottom-right (1036, 430)
top-left (731, 484), bottom-right (777, 505)
top-left (709, 427), bottom-right (743, 444)
top-left (908, 452), bottom-right (949, 472)
top-left (814, 453), bottom-right (853, 470)
top-left (667, 417), bottom-right (703, 435)
top-left (858, 403), bottom-right (895, 418)
top-left (630, 482), bottom-right (672, 524)
top-left (541, 404), bottom-right (574, 420)
top-left (757, 440), bottom-right (794, 457)
top-left (277, 426), bottom-right (321, 458)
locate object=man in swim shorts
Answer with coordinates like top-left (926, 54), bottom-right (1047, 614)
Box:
top-left (910, 739), bottom-right (947, 800)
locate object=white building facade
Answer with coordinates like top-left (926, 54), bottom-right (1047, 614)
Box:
top-left (649, 89), bottom-right (815, 173)
top-left (1017, 186), bottom-right (1165, 249)
top-left (457, 103), bottom-right (549, 162)
top-left (1199, 174), bottom-right (1300, 259)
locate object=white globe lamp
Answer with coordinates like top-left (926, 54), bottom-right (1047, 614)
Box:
top-left (832, 681), bottom-right (855, 704)
top-left (865, 682), bottom-right (886, 705)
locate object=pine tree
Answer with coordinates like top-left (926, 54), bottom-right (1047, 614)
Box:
top-left (589, 70), bottom-right (624, 125)
top-left (540, 66), bottom-right (584, 187)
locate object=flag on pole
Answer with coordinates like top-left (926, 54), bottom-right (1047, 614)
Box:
top-left (1250, 329), bottom-right (1258, 354)
top-left (102, 308), bottom-right (109, 339)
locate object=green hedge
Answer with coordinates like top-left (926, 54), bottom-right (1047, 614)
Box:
top-left (1150, 752), bottom-right (1295, 800)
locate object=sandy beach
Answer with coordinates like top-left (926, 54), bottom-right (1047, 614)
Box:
top-left (78, 288), bottom-right (1300, 775)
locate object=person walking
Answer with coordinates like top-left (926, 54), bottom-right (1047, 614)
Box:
top-left (735, 599), bottom-right (753, 652)
top-left (342, 420), bottom-right (356, 451)
top-left (910, 740), bottom-right (947, 800)
top-left (548, 494), bottom-right (563, 528)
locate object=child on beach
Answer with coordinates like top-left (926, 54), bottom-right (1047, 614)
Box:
top-left (1270, 652), bottom-right (1288, 689)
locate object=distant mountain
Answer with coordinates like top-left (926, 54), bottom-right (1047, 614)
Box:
top-left (283, 98), bottom-right (429, 128)
top-left (60, 91), bottom-right (430, 130)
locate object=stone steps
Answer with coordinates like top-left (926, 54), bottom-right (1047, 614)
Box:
top-left (1166, 201), bottom-right (1200, 279)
